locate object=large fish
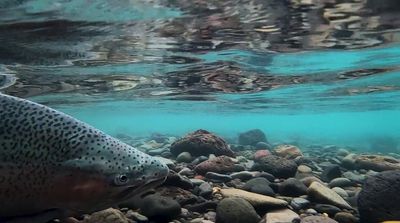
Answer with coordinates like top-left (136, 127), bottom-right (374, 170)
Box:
top-left (0, 93), bottom-right (169, 222)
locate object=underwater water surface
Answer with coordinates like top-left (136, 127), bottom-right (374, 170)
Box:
top-left (1, 0), bottom-right (400, 152)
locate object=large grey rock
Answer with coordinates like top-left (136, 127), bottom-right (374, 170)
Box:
top-left (238, 129), bottom-right (267, 146)
top-left (358, 170), bottom-right (400, 223)
top-left (252, 155), bottom-right (298, 178)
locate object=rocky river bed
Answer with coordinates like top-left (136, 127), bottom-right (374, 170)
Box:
top-left (76, 129), bottom-right (400, 223)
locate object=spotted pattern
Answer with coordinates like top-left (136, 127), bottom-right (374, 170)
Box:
top-left (0, 93), bottom-right (168, 217)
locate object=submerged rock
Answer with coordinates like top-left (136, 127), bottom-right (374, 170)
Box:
top-left (307, 182), bottom-right (352, 209)
top-left (216, 198), bottom-right (261, 223)
top-left (321, 165), bottom-right (342, 182)
top-left (279, 178), bottom-right (308, 196)
top-left (290, 197), bottom-right (310, 210)
top-left (252, 155), bottom-right (298, 178)
top-left (254, 149), bottom-right (271, 160)
top-left (263, 208), bottom-right (300, 223)
top-left (243, 177), bottom-right (275, 197)
top-left (170, 129), bottom-right (235, 157)
top-left (195, 156), bottom-right (244, 175)
top-left (274, 144), bottom-right (303, 159)
top-left (358, 170), bottom-right (400, 223)
top-left (334, 212), bottom-right (358, 223)
top-left (354, 155), bottom-right (400, 171)
top-left (216, 188), bottom-right (288, 208)
top-left (139, 194), bottom-right (181, 221)
top-left (301, 216), bottom-right (338, 223)
top-left (238, 129), bottom-right (267, 146)
top-left (314, 204), bottom-right (342, 216)
top-left (176, 152), bottom-right (193, 163)
top-left (82, 208), bottom-right (131, 223)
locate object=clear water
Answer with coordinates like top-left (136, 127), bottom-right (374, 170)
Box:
top-left (1, 0), bottom-right (400, 152)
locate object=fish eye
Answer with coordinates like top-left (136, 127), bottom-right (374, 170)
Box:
top-left (114, 174), bottom-right (129, 186)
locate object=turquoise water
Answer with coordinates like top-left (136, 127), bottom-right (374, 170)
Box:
top-left (1, 0), bottom-right (400, 152)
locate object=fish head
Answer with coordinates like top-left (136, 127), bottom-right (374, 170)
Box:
top-left (49, 138), bottom-right (169, 212)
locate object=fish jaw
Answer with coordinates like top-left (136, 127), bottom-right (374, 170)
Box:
top-left (113, 155), bottom-right (170, 201)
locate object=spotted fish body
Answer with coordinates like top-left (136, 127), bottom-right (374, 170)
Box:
top-left (0, 93), bottom-right (169, 220)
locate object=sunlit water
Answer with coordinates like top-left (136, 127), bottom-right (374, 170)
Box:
top-left (1, 0), bottom-right (400, 152)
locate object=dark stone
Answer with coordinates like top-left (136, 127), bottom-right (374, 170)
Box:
top-left (157, 186), bottom-right (198, 206)
top-left (334, 212), bottom-right (358, 223)
top-left (279, 178), bottom-right (308, 196)
top-left (238, 129), bottom-right (267, 146)
top-left (216, 198), bottom-right (261, 223)
top-left (255, 172), bottom-right (276, 182)
top-left (290, 198), bottom-right (310, 210)
top-left (314, 204), bottom-right (342, 216)
top-left (322, 165), bottom-right (342, 182)
top-left (162, 171), bottom-right (194, 190)
top-left (198, 182), bottom-right (213, 198)
top-left (185, 201), bottom-right (218, 212)
top-left (252, 155), bottom-right (298, 178)
top-left (243, 177), bottom-right (275, 197)
top-left (255, 141), bottom-right (271, 150)
top-left (170, 129), bottom-right (235, 157)
top-left (358, 170), bottom-right (400, 223)
top-left (205, 172), bottom-right (232, 183)
top-left (139, 194), bottom-right (181, 221)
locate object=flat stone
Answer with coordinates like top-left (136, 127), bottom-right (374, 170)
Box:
top-left (243, 177), bottom-right (275, 197)
top-left (307, 182), bottom-right (352, 209)
top-left (190, 178), bottom-right (206, 186)
top-left (355, 155), bottom-right (400, 171)
top-left (216, 188), bottom-right (288, 208)
top-left (205, 172), bottom-right (232, 182)
top-left (290, 197), bottom-right (310, 210)
top-left (301, 216), bottom-right (338, 223)
top-left (264, 208), bottom-right (300, 223)
top-left (314, 204), bottom-right (342, 216)
top-left (230, 171), bottom-right (257, 181)
top-left (334, 212), bottom-right (358, 223)
top-left (342, 171), bottom-right (365, 183)
top-left (298, 165), bottom-right (312, 173)
top-left (332, 187), bottom-right (348, 198)
top-left (328, 178), bottom-right (353, 188)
